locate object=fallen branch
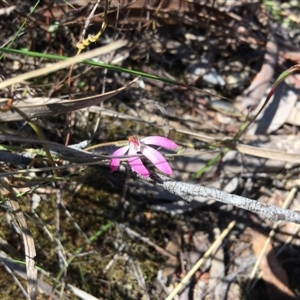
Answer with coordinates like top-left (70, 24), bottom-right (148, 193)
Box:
top-left (132, 169), bottom-right (300, 224)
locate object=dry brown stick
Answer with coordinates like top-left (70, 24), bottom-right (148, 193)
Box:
top-left (0, 178), bottom-right (37, 300)
top-left (165, 221), bottom-right (236, 300)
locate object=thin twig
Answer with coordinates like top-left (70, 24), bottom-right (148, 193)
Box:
top-left (165, 220), bottom-right (236, 300)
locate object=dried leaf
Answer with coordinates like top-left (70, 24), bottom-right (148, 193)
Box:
top-left (236, 34), bottom-right (278, 110)
top-left (251, 229), bottom-right (296, 300)
top-left (162, 232), bottom-right (181, 278)
top-left (246, 77), bottom-right (298, 134)
top-left (0, 78), bottom-right (138, 122)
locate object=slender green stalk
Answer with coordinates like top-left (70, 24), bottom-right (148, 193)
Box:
top-left (0, 47), bottom-right (187, 87)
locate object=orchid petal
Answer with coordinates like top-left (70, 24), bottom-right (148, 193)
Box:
top-left (109, 146), bottom-right (130, 171)
top-left (141, 136), bottom-right (177, 149)
top-left (141, 146), bottom-right (173, 175)
top-left (128, 148), bottom-right (149, 177)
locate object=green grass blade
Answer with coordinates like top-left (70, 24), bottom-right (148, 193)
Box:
top-left (0, 47), bottom-right (187, 87)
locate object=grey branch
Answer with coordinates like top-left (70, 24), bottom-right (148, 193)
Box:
top-left (133, 170), bottom-right (300, 224)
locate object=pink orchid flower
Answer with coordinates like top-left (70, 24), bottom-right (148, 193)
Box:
top-left (110, 136), bottom-right (177, 177)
